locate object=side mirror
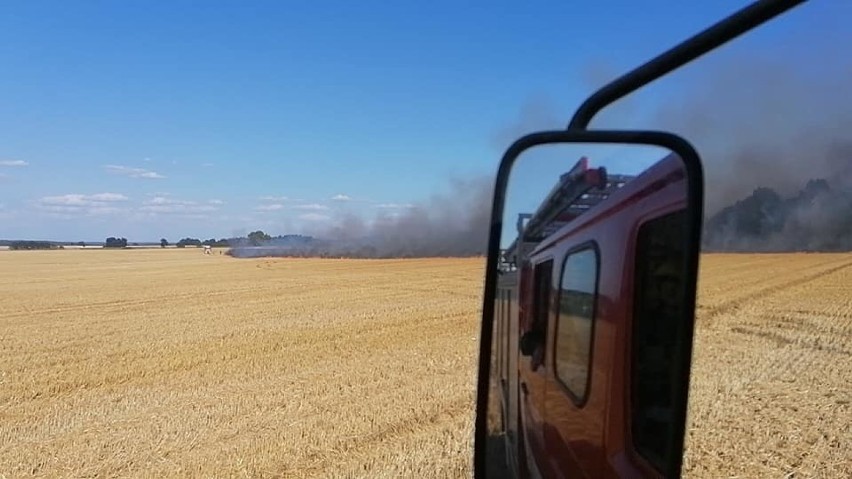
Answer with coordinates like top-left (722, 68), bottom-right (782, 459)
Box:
top-left (475, 130), bottom-right (704, 478)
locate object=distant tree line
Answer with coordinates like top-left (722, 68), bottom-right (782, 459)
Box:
top-left (8, 241), bottom-right (62, 250)
top-left (172, 237), bottom-right (231, 248)
top-left (704, 178), bottom-right (852, 252)
top-left (247, 230), bottom-right (271, 246)
top-left (104, 237), bottom-right (128, 248)
top-left (4, 230), bottom-right (292, 252)
top-left (175, 237), bottom-right (202, 248)
top-left (169, 232), bottom-right (281, 248)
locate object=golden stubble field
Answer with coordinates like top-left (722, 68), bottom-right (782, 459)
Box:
top-left (683, 253), bottom-right (851, 477)
top-left (1, 250), bottom-right (482, 478)
top-left (1, 249), bottom-right (850, 478)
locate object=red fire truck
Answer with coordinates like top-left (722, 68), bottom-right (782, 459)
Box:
top-left (489, 154), bottom-right (692, 478)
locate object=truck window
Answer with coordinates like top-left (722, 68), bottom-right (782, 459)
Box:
top-left (554, 246), bottom-right (599, 404)
top-left (631, 210), bottom-right (689, 473)
top-left (529, 260), bottom-right (554, 370)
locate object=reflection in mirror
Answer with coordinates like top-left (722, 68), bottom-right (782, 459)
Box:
top-left (483, 140), bottom-right (699, 478)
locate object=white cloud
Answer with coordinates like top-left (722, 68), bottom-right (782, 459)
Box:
top-left (293, 203), bottom-right (329, 211)
top-left (208, 199), bottom-right (225, 205)
top-left (138, 195), bottom-right (220, 215)
top-left (375, 203), bottom-right (416, 209)
top-left (84, 206), bottom-right (122, 216)
top-left (89, 192), bottom-right (129, 202)
top-left (299, 213), bottom-right (331, 222)
top-left (260, 195), bottom-right (289, 202)
top-left (0, 160), bottom-right (28, 167)
top-left (255, 203), bottom-right (285, 211)
top-left (40, 193), bottom-right (129, 206)
top-left (36, 192), bottom-right (129, 216)
top-left (146, 196), bottom-right (170, 205)
top-left (140, 204), bottom-right (217, 214)
top-left (104, 164), bottom-right (166, 179)
top-left (331, 194), bottom-right (351, 201)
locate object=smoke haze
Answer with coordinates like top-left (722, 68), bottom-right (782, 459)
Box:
top-left (318, 175), bottom-right (494, 257)
top-left (652, 55), bottom-right (852, 251)
top-left (654, 57), bottom-right (852, 216)
top-left (229, 175), bottom-right (494, 258)
top-left (232, 53), bottom-right (852, 258)
top-left (702, 179), bottom-right (852, 252)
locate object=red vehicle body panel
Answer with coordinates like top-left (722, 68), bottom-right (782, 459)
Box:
top-left (494, 154), bottom-right (687, 478)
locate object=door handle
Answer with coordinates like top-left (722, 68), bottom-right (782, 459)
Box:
top-left (521, 382), bottom-right (529, 396)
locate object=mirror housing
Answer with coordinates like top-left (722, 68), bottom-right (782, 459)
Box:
top-left (475, 129), bottom-right (704, 479)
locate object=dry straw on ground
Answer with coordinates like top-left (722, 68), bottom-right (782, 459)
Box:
top-left (1, 250), bottom-right (481, 478)
top-left (1, 249), bottom-right (849, 477)
top-left (683, 253), bottom-right (851, 478)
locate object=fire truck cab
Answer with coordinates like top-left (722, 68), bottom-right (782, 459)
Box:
top-left (491, 154), bottom-right (693, 478)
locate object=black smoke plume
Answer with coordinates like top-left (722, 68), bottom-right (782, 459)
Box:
top-left (703, 178), bottom-right (852, 251)
top-left (231, 48), bottom-right (852, 257)
top-left (652, 54), bottom-right (852, 252)
top-left (228, 176), bottom-right (494, 258)
top-left (658, 60), bottom-right (852, 213)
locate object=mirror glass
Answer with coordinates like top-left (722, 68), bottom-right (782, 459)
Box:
top-left (482, 140), bottom-right (699, 478)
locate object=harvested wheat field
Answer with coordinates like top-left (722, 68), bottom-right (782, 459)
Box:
top-left (0, 249), bottom-right (484, 478)
top-left (682, 253), bottom-right (852, 478)
top-left (1, 250), bottom-right (850, 478)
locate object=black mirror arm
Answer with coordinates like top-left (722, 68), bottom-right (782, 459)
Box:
top-left (567, 0), bottom-right (807, 131)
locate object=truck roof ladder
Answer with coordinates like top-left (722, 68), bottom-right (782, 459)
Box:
top-left (500, 157), bottom-right (634, 269)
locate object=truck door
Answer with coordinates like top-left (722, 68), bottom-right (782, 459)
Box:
top-left (629, 209), bottom-right (694, 477)
top-left (519, 258), bottom-right (553, 473)
top-left (543, 246), bottom-right (602, 477)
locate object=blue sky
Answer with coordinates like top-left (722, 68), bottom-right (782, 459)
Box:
top-left (0, 1), bottom-right (845, 242)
